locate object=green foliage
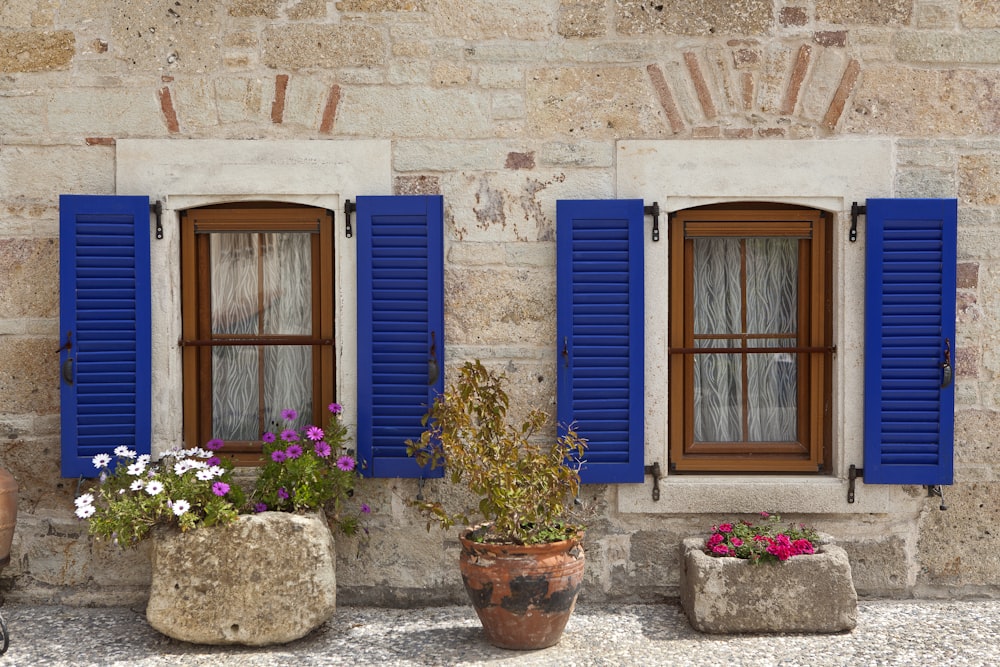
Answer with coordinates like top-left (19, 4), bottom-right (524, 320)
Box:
top-left (250, 404), bottom-right (369, 535)
top-left (76, 445), bottom-right (245, 549)
top-left (406, 360), bottom-right (587, 545)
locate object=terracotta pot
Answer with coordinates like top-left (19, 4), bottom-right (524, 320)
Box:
top-left (0, 467), bottom-right (17, 569)
top-left (459, 529), bottom-right (585, 650)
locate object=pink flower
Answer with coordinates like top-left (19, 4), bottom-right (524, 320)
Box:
top-left (206, 457), bottom-right (221, 467)
top-left (760, 511), bottom-right (770, 518)
top-left (280, 428), bottom-right (299, 442)
top-left (306, 426), bottom-right (324, 441)
top-left (360, 503), bottom-right (371, 514)
top-left (336, 456), bottom-right (356, 472)
top-left (718, 523), bottom-right (733, 533)
top-left (278, 487), bottom-right (289, 500)
top-left (212, 482), bottom-right (230, 497)
top-left (707, 533), bottom-right (724, 546)
top-left (271, 450), bottom-right (287, 463)
top-left (792, 539), bottom-right (815, 556)
top-left (285, 444), bottom-right (303, 460)
top-left (314, 441), bottom-right (332, 458)
top-left (731, 537), bottom-right (743, 547)
top-left (205, 438), bottom-right (224, 451)
top-left (712, 544), bottom-right (731, 556)
top-left (262, 432), bottom-right (276, 443)
top-left (328, 403), bottom-right (343, 415)
top-left (281, 408), bottom-right (297, 422)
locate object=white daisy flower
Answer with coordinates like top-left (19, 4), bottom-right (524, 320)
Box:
top-left (74, 493), bottom-right (95, 508)
top-left (137, 454), bottom-right (151, 466)
top-left (113, 445), bottom-right (137, 459)
top-left (75, 505), bottom-right (96, 519)
top-left (173, 460), bottom-right (193, 475)
top-left (145, 480), bottom-right (164, 496)
top-left (130, 479), bottom-right (145, 491)
top-left (196, 469), bottom-right (215, 481)
top-left (208, 466), bottom-right (226, 478)
top-left (171, 499), bottom-right (191, 517)
top-left (92, 453), bottom-right (112, 469)
top-left (126, 462), bottom-right (146, 476)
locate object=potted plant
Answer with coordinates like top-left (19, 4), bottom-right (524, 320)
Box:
top-left (407, 360), bottom-right (587, 650)
top-left (679, 512), bottom-right (858, 634)
top-left (75, 402), bottom-right (368, 646)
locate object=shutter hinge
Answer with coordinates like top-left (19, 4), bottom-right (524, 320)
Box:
top-left (848, 464), bottom-right (863, 503)
top-left (850, 201), bottom-right (865, 243)
top-left (644, 202), bottom-right (660, 242)
top-left (151, 200), bottom-right (163, 240)
top-left (644, 461), bottom-right (662, 501)
top-left (344, 199), bottom-right (356, 238)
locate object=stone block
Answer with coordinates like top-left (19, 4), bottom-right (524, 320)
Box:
top-left (960, 153), bottom-right (1000, 205)
top-left (432, 0), bottom-right (555, 40)
top-left (679, 538), bottom-right (858, 633)
top-left (616, 0), bottom-right (773, 36)
top-left (558, 0), bottom-right (607, 38)
top-left (0, 30), bottom-right (74, 72)
top-left (895, 31), bottom-right (1000, 64)
top-left (111, 1), bottom-right (224, 73)
top-left (146, 512), bottom-right (336, 646)
top-left (841, 536), bottom-right (910, 596)
top-left (0, 238), bottom-right (58, 318)
top-left (262, 25), bottom-right (385, 69)
top-left (917, 482), bottom-right (1000, 592)
top-left (445, 267), bottom-right (554, 347)
top-left (339, 88), bottom-right (490, 137)
top-left (816, 0), bottom-right (912, 24)
top-left (961, 0), bottom-right (1000, 28)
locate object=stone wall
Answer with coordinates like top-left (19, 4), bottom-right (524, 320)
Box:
top-left (2, 0), bottom-right (1000, 605)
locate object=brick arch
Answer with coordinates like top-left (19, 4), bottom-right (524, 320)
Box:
top-left (647, 41), bottom-right (861, 138)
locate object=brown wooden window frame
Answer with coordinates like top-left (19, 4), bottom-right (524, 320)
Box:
top-left (668, 204), bottom-right (833, 473)
top-left (180, 203), bottom-right (335, 464)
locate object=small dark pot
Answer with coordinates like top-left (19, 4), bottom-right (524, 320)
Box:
top-left (459, 529), bottom-right (585, 650)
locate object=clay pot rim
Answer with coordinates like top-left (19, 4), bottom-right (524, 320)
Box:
top-left (459, 525), bottom-right (585, 554)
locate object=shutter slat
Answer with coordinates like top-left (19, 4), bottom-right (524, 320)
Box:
top-left (557, 199), bottom-right (645, 484)
top-left (357, 195), bottom-right (444, 478)
top-left (863, 198), bottom-right (956, 485)
top-left (59, 195), bottom-right (151, 478)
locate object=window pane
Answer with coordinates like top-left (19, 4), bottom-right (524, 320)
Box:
top-left (693, 238), bottom-right (740, 336)
top-left (262, 233), bottom-right (312, 335)
top-left (264, 346), bottom-right (312, 433)
top-left (211, 234), bottom-right (260, 335)
top-left (747, 344), bottom-right (798, 442)
top-left (212, 346), bottom-right (259, 440)
top-left (746, 238), bottom-right (797, 336)
top-left (694, 342), bottom-right (742, 442)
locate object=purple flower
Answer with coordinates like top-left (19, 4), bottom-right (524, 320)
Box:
top-left (280, 429), bottom-right (299, 442)
top-left (262, 432), bottom-right (276, 444)
top-left (212, 482), bottom-right (230, 497)
top-left (206, 456), bottom-right (221, 467)
top-left (336, 456), bottom-right (356, 472)
top-left (281, 408), bottom-right (298, 422)
top-left (285, 444), bottom-right (303, 460)
top-left (328, 402), bottom-right (343, 415)
top-left (205, 438), bottom-right (224, 451)
top-left (271, 450), bottom-right (287, 463)
top-left (277, 487), bottom-right (290, 500)
top-left (360, 503), bottom-right (371, 515)
top-left (253, 502), bottom-right (268, 513)
top-left (306, 426), bottom-right (324, 441)
top-left (314, 441), bottom-right (332, 458)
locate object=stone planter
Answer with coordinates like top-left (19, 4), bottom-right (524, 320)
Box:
top-left (146, 511), bottom-right (336, 646)
top-left (679, 537), bottom-right (857, 634)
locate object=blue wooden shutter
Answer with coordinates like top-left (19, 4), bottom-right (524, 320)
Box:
top-left (356, 195), bottom-right (444, 478)
top-left (557, 200), bottom-right (645, 483)
top-left (59, 195), bottom-right (151, 478)
top-left (864, 198), bottom-right (957, 485)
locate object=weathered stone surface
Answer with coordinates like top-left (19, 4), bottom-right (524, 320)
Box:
top-left (558, 0), bottom-right (607, 38)
top-left (816, 0), bottom-right (912, 24)
top-left (336, 0), bottom-right (427, 10)
top-left (960, 0), bottom-right (1000, 28)
top-left (954, 410), bottom-right (1000, 462)
top-left (895, 31), bottom-right (1000, 64)
top-left (432, 0), bottom-right (555, 40)
top-left (338, 88), bottom-right (490, 137)
top-left (679, 538), bottom-right (858, 633)
top-left (844, 65), bottom-right (1000, 136)
top-left (959, 153), bottom-right (1000, 205)
top-left (526, 67), bottom-right (667, 139)
top-left (262, 25), bottom-right (385, 69)
top-left (0, 30), bottom-right (74, 72)
top-left (917, 482), bottom-right (1000, 592)
top-left (111, 1), bottom-right (223, 72)
top-left (0, 337), bottom-right (59, 414)
top-left (0, 238), bottom-right (58, 318)
top-left (147, 512), bottom-right (336, 646)
top-left (841, 536), bottom-right (909, 596)
top-left (446, 267), bottom-right (554, 346)
top-left (616, 0), bottom-right (773, 36)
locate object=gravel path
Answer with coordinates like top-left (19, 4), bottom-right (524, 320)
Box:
top-left (3, 600), bottom-right (998, 666)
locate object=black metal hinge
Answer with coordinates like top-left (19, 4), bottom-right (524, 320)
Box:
top-left (850, 201), bottom-right (865, 243)
top-left (645, 202), bottom-right (660, 242)
top-left (344, 199), bottom-right (356, 238)
top-left (848, 464), bottom-right (863, 503)
top-left (644, 461), bottom-right (662, 501)
top-left (151, 200), bottom-right (163, 240)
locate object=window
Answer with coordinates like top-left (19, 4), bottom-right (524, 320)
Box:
top-left (668, 204), bottom-right (832, 473)
top-left (180, 203), bottom-right (335, 462)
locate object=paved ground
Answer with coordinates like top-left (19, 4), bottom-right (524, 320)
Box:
top-left (3, 600), bottom-right (999, 666)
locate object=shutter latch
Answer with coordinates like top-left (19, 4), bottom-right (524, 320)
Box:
top-left (850, 201), bottom-right (865, 243)
top-left (151, 200), bottom-right (163, 240)
top-left (344, 199), bottom-right (356, 238)
top-left (847, 464), bottom-right (863, 503)
top-left (926, 485), bottom-right (947, 511)
top-left (644, 461), bottom-right (662, 502)
top-left (644, 202), bottom-right (660, 242)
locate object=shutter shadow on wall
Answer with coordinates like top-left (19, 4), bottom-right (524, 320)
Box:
top-left (863, 198), bottom-right (957, 486)
top-left (59, 195), bottom-right (152, 478)
top-left (556, 199), bottom-right (645, 483)
top-left (356, 195), bottom-right (445, 478)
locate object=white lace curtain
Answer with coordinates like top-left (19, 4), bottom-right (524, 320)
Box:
top-left (692, 237), bottom-right (799, 443)
top-left (209, 232), bottom-right (313, 440)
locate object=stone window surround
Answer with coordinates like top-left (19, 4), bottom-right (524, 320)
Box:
top-left (115, 139), bottom-right (392, 459)
top-left (616, 138), bottom-right (925, 516)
